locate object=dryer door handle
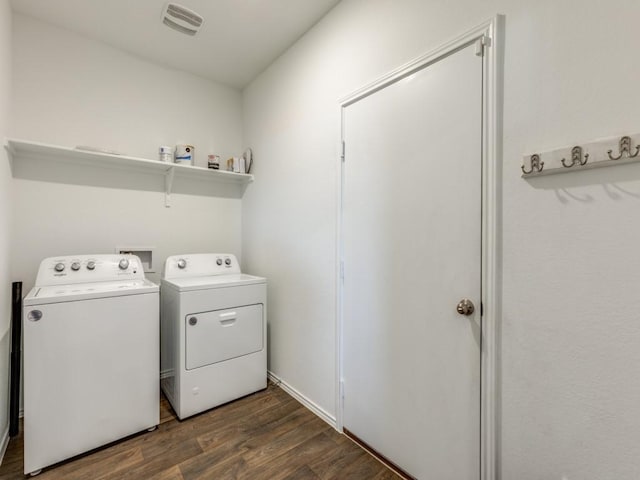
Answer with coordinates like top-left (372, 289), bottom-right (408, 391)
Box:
top-left (219, 311), bottom-right (237, 326)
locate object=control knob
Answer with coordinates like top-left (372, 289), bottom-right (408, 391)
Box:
top-left (177, 259), bottom-right (187, 269)
top-left (118, 258), bottom-right (130, 270)
top-left (86, 261), bottom-right (96, 270)
top-left (224, 258), bottom-right (231, 266)
top-left (216, 258), bottom-right (223, 266)
top-left (71, 262), bottom-right (81, 271)
top-left (54, 262), bottom-right (65, 272)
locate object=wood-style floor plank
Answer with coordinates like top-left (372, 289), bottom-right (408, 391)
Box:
top-left (282, 465), bottom-right (321, 480)
top-left (0, 383), bottom-right (401, 479)
top-left (309, 437), bottom-right (369, 479)
top-left (146, 465), bottom-right (184, 480)
top-left (245, 431), bottom-right (339, 480)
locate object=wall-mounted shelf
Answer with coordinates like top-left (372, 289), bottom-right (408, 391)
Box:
top-left (522, 133), bottom-right (640, 178)
top-left (4, 139), bottom-right (253, 206)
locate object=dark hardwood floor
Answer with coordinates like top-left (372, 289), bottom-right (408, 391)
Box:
top-left (0, 383), bottom-right (401, 479)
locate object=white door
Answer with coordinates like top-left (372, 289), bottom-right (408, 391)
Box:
top-left (342, 42), bottom-right (483, 479)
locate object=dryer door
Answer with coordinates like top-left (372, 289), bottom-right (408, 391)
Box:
top-left (185, 304), bottom-right (264, 370)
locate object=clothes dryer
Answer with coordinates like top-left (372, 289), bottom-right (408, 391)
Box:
top-left (161, 254), bottom-right (266, 419)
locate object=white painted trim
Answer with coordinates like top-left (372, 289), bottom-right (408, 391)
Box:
top-left (0, 426), bottom-right (9, 466)
top-left (335, 137), bottom-right (345, 432)
top-left (339, 17), bottom-right (498, 107)
top-left (337, 15), bottom-right (503, 480)
top-left (267, 371), bottom-right (337, 430)
top-left (480, 15), bottom-right (504, 480)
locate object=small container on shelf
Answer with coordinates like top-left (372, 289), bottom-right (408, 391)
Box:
top-left (207, 154), bottom-right (220, 170)
top-left (175, 145), bottom-right (194, 166)
top-left (225, 157), bottom-right (245, 173)
top-left (158, 146), bottom-right (173, 162)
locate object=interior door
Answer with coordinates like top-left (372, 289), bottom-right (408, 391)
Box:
top-left (342, 42), bottom-right (483, 480)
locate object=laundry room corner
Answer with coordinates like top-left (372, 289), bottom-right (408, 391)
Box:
top-left (3, 0), bottom-right (640, 477)
top-left (9, 13), bottom-right (246, 293)
top-left (0, 0), bottom-right (13, 464)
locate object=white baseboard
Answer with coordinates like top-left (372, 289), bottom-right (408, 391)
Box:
top-left (267, 371), bottom-right (337, 430)
top-left (0, 426), bottom-right (9, 466)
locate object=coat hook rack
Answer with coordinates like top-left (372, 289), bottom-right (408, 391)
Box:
top-left (522, 154), bottom-right (543, 174)
top-left (522, 132), bottom-right (640, 178)
top-left (561, 146), bottom-right (589, 168)
top-left (607, 136), bottom-right (640, 160)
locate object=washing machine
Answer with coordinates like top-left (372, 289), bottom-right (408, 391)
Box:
top-left (23, 254), bottom-right (159, 476)
top-left (161, 253), bottom-right (266, 420)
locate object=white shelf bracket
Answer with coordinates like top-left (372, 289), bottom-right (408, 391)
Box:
top-left (165, 166), bottom-right (175, 208)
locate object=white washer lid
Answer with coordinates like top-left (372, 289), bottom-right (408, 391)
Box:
top-left (24, 279), bottom-right (159, 306)
top-left (161, 274), bottom-right (266, 292)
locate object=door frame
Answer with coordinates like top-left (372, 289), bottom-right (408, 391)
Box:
top-left (336, 16), bottom-right (503, 480)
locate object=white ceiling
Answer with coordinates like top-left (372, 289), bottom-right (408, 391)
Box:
top-left (10, 0), bottom-right (341, 89)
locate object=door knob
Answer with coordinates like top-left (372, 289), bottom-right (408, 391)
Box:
top-left (456, 299), bottom-right (475, 316)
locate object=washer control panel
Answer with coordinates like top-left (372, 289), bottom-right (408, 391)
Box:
top-left (163, 254), bottom-right (241, 279)
top-left (35, 254), bottom-right (145, 287)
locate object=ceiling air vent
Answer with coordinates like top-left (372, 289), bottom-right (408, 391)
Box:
top-left (161, 3), bottom-right (203, 36)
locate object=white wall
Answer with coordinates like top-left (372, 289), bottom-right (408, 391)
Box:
top-left (0, 0), bottom-right (12, 455)
top-left (242, 0), bottom-right (640, 478)
top-left (11, 13), bottom-right (245, 290)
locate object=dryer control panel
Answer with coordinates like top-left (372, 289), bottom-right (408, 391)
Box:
top-left (163, 254), bottom-right (241, 280)
top-left (34, 254), bottom-right (146, 286)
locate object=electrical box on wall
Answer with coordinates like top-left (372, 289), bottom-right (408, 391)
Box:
top-left (116, 246), bottom-right (155, 273)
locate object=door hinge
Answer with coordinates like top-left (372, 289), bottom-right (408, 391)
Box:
top-left (475, 35), bottom-right (491, 57)
top-left (341, 140), bottom-right (345, 162)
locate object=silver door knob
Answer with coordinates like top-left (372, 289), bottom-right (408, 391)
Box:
top-left (456, 299), bottom-right (475, 316)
